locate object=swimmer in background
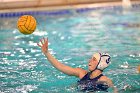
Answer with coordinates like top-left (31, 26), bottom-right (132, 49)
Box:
top-left (126, 23), bottom-right (140, 28)
top-left (137, 65), bottom-right (140, 74)
top-left (37, 37), bottom-right (118, 93)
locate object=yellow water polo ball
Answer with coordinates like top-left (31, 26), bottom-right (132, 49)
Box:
top-left (17, 15), bottom-right (37, 35)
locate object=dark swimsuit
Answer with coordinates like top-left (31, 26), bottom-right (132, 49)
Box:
top-left (77, 72), bottom-right (109, 92)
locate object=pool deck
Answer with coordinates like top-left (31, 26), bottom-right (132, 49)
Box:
top-left (0, 0), bottom-right (140, 13)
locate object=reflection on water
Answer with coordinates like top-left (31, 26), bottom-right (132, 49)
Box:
top-left (0, 4), bottom-right (140, 93)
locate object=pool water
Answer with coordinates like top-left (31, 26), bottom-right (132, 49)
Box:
top-left (0, 4), bottom-right (140, 93)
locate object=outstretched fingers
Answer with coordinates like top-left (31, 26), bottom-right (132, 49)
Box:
top-left (37, 43), bottom-right (41, 47)
top-left (43, 37), bottom-right (48, 42)
top-left (43, 37), bottom-right (46, 43)
top-left (40, 38), bottom-right (44, 45)
top-left (37, 37), bottom-right (48, 47)
top-left (37, 38), bottom-right (44, 47)
top-left (44, 37), bottom-right (48, 44)
top-left (46, 38), bottom-right (48, 43)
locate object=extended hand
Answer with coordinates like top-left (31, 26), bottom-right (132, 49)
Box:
top-left (37, 37), bottom-right (48, 54)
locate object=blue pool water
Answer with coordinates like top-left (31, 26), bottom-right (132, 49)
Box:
top-left (0, 4), bottom-right (140, 93)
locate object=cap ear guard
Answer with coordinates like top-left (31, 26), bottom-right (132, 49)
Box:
top-left (97, 53), bottom-right (111, 71)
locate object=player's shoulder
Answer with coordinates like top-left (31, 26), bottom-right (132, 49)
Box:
top-left (100, 75), bottom-right (112, 82)
top-left (99, 75), bottom-right (113, 87)
top-left (75, 68), bottom-right (87, 79)
top-left (75, 67), bottom-right (87, 72)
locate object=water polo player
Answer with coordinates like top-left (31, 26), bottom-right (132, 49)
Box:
top-left (37, 37), bottom-right (118, 93)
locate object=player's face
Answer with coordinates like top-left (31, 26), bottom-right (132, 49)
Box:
top-left (88, 57), bottom-right (98, 71)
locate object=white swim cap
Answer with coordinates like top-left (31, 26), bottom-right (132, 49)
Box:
top-left (93, 53), bottom-right (111, 71)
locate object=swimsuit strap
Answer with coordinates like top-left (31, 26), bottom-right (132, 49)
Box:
top-left (79, 72), bottom-right (91, 81)
top-left (79, 72), bottom-right (103, 81)
top-left (90, 74), bottom-right (103, 81)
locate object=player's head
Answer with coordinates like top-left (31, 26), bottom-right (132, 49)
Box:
top-left (88, 53), bottom-right (111, 71)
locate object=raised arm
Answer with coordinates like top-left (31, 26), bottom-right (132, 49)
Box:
top-left (37, 37), bottom-right (84, 77)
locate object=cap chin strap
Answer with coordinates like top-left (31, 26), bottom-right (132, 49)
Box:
top-left (90, 68), bottom-right (103, 74)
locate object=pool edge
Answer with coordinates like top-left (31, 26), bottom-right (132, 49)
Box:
top-left (0, 1), bottom-right (140, 13)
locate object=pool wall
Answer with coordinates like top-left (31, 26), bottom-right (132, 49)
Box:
top-left (0, 0), bottom-right (139, 10)
top-left (0, 0), bottom-right (121, 10)
top-left (0, 0), bottom-right (140, 18)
